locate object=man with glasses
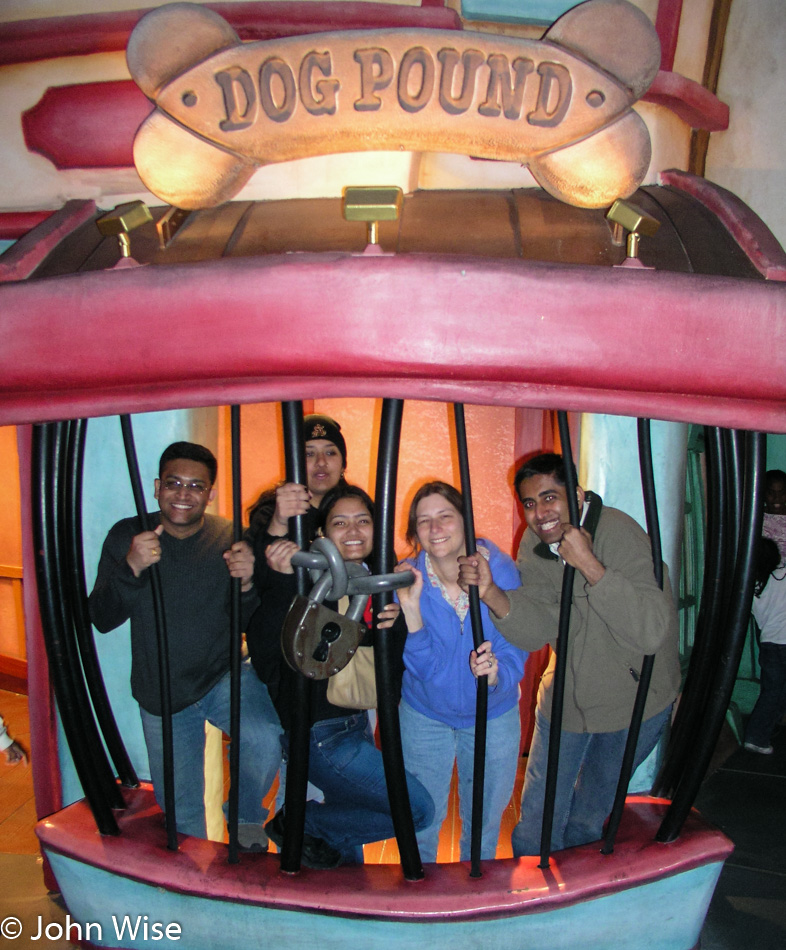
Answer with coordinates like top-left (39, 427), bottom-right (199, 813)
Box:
top-left (89, 442), bottom-right (281, 850)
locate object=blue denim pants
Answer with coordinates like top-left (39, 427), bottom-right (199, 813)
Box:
top-left (140, 660), bottom-right (282, 838)
top-left (512, 705), bottom-right (671, 857)
top-left (399, 699), bottom-right (521, 862)
top-left (745, 642), bottom-right (786, 748)
top-left (298, 712), bottom-right (434, 862)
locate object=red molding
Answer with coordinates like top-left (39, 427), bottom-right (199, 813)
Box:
top-left (23, 81), bottom-right (150, 170)
top-left (0, 200), bottom-right (97, 283)
top-left (0, 211), bottom-right (54, 241)
top-left (0, 2), bottom-right (461, 67)
top-left (643, 70), bottom-right (729, 131)
top-left (661, 169), bottom-right (786, 281)
top-left (655, 0), bottom-right (684, 73)
top-left (0, 655), bottom-right (27, 696)
top-left (0, 655), bottom-right (27, 679)
top-left (0, 252), bottom-right (784, 432)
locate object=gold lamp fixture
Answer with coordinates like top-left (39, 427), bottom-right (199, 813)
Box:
top-left (606, 199), bottom-right (660, 269)
top-left (342, 186), bottom-right (403, 253)
top-left (96, 200), bottom-right (153, 264)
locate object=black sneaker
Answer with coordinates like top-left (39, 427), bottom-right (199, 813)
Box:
top-left (265, 809), bottom-right (342, 870)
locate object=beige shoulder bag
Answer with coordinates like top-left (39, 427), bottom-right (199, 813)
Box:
top-left (326, 596), bottom-right (377, 709)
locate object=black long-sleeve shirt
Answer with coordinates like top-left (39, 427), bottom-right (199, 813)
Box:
top-left (89, 513), bottom-right (259, 715)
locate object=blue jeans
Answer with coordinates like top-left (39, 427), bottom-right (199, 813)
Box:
top-left (297, 712), bottom-right (434, 862)
top-left (399, 699), bottom-right (521, 862)
top-left (745, 642), bottom-right (786, 747)
top-left (512, 705), bottom-right (671, 856)
top-left (140, 660), bottom-right (282, 838)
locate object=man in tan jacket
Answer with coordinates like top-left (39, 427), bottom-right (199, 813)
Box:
top-left (459, 452), bottom-right (680, 855)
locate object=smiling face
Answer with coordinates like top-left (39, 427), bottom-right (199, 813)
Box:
top-left (323, 495), bottom-right (374, 562)
top-left (414, 493), bottom-right (465, 562)
top-left (518, 473), bottom-right (585, 545)
top-left (154, 459), bottom-right (215, 538)
top-left (305, 439), bottom-right (345, 501)
top-left (765, 476), bottom-right (786, 515)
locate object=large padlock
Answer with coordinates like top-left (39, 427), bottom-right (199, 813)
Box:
top-left (281, 544), bottom-right (368, 680)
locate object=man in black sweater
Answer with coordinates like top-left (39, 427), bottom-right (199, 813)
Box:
top-left (89, 442), bottom-right (281, 848)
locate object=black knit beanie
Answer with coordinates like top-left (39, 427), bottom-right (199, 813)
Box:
top-left (303, 414), bottom-right (347, 467)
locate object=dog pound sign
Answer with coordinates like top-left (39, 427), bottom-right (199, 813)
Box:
top-left (127, 0), bottom-right (661, 210)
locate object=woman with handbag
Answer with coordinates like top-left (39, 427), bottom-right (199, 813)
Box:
top-left (246, 483), bottom-right (434, 868)
top-left (394, 481), bottom-right (527, 863)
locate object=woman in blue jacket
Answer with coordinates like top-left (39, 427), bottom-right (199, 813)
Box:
top-left (395, 481), bottom-right (527, 862)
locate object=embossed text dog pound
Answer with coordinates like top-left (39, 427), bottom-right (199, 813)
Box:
top-left (128, 0), bottom-right (660, 209)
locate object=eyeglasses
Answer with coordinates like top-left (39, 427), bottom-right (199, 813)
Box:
top-left (160, 477), bottom-right (210, 495)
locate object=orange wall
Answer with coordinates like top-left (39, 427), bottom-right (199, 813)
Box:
top-left (0, 426), bottom-right (24, 660)
top-left (235, 398), bottom-right (518, 560)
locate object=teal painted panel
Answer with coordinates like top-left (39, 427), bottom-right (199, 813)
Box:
top-left (45, 850), bottom-right (722, 950)
top-left (461, 0), bottom-right (576, 24)
top-left (766, 432), bottom-right (786, 473)
top-left (580, 415), bottom-right (688, 589)
top-left (579, 413), bottom-right (688, 793)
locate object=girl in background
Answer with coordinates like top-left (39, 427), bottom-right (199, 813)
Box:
top-left (744, 536), bottom-right (786, 755)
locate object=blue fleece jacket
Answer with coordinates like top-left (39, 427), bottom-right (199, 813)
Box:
top-left (400, 539), bottom-right (527, 729)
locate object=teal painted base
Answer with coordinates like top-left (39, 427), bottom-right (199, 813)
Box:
top-left (44, 850), bottom-right (721, 950)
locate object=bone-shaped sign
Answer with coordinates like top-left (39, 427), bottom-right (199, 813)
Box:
top-left (127, 0), bottom-right (660, 210)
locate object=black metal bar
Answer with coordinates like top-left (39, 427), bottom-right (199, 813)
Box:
top-left (453, 404), bottom-right (488, 878)
top-left (32, 424), bottom-right (119, 835)
top-left (657, 429), bottom-right (765, 842)
top-left (652, 426), bottom-right (727, 798)
top-left (601, 418), bottom-right (659, 853)
top-left (54, 421), bottom-right (125, 810)
top-left (722, 429), bottom-right (743, 572)
top-left (373, 398), bottom-right (424, 882)
top-left (636, 420), bottom-right (664, 590)
top-left (66, 418), bottom-right (138, 789)
top-left (538, 411), bottom-right (579, 868)
top-left (119, 415), bottom-right (178, 851)
top-left (53, 422), bottom-right (125, 808)
top-left (227, 405), bottom-right (243, 864)
top-left (280, 400), bottom-right (310, 874)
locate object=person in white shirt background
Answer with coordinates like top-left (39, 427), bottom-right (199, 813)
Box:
top-left (0, 714), bottom-right (27, 766)
top-left (744, 536), bottom-right (786, 756)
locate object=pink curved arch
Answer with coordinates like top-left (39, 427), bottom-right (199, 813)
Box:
top-left (1, 251), bottom-right (785, 432)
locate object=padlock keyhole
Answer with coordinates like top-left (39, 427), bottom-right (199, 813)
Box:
top-left (312, 621), bottom-right (342, 662)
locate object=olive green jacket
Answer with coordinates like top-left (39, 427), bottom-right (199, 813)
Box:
top-left (493, 494), bottom-right (680, 733)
